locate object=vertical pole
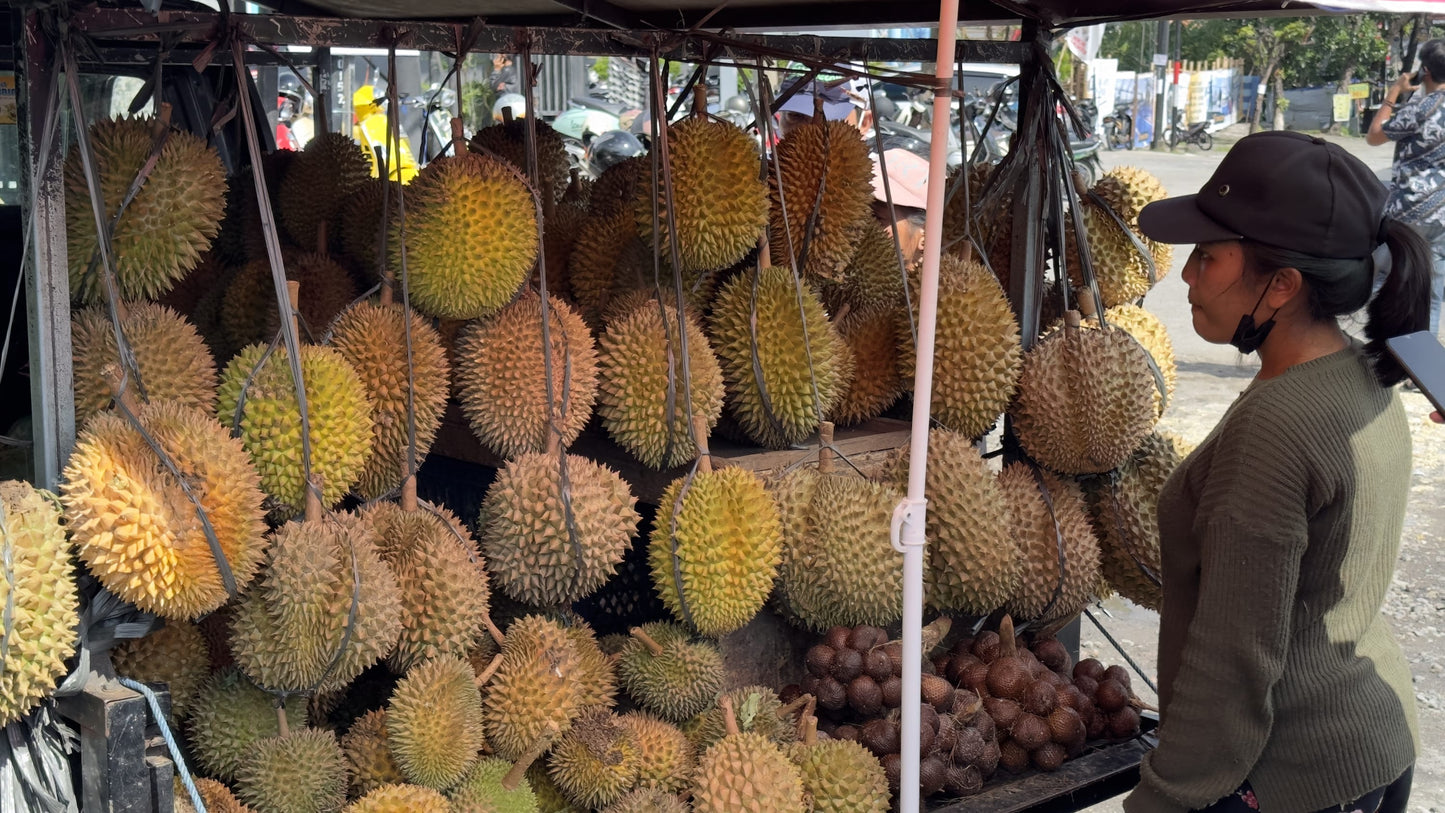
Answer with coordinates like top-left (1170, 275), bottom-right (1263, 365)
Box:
top-left (15, 10), bottom-right (74, 489)
top-left (1151, 19), bottom-right (1169, 149)
top-left (891, 5), bottom-right (957, 811)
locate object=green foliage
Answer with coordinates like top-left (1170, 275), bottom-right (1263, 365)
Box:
top-left (1099, 21), bottom-right (1154, 74)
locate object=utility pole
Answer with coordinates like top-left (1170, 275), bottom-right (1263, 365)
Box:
top-left (1151, 18), bottom-right (1170, 149)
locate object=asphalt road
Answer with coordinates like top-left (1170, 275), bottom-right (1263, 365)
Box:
top-left (1073, 129), bottom-right (1445, 812)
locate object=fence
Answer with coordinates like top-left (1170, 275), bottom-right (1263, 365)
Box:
top-left (1085, 57), bottom-right (1245, 147)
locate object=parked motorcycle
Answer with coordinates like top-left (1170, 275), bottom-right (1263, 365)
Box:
top-left (1165, 107), bottom-right (1213, 151)
top-left (1102, 101), bottom-right (1134, 151)
top-left (965, 80), bottom-right (1102, 184)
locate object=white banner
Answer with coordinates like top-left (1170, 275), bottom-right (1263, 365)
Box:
top-left (1066, 24), bottom-right (1106, 63)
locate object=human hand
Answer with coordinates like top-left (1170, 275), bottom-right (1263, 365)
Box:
top-left (1392, 72), bottom-right (1417, 94)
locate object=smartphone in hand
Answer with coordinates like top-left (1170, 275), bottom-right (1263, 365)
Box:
top-left (1387, 331), bottom-right (1445, 414)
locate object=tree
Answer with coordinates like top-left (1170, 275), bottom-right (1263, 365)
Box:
top-left (1099, 21), bottom-right (1155, 74)
top-left (1227, 19), bottom-right (1316, 131)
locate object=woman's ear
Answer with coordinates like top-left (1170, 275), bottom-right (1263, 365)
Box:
top-left (1265, 266), bottom-right (1305, 311)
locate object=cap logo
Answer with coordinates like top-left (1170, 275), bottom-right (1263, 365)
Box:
top-left (1218, 184), bottom-right (1230, 196)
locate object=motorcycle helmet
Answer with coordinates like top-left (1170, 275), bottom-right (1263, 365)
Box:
top-left (587, 130), bottom-right (646, 177)
top-left (870, 92), bottom-right (898, 123)
top-left (492, 93), bottom-right (527, 122)
top-left (724, 95), bottom-right (751, 115)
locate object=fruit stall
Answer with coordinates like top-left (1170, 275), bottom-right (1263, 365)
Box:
top-left (0, 0), bottom-right (1363, 811)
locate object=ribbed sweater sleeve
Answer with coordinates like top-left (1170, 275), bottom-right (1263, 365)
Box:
top-left (1124, 399), bottom-right (1310, 813)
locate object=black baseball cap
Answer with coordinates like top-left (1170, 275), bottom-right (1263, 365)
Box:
top-left (1137, 130), bottom-right (1388, 259)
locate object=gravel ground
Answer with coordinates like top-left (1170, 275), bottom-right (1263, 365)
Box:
top-left (1073, 128), bottom-right (1445, 812)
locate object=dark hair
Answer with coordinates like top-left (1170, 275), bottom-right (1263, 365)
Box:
top-left (1242, 218), bottom-right (1431, 386)
top-left (1420, 38), bottom-right (1445, 83)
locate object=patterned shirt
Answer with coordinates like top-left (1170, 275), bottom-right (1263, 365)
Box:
top-left (1383, 88), bottom-right (1445, 234)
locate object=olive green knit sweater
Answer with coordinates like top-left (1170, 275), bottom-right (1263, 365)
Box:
top-left (1124, 344), bottom-right (1418, 813)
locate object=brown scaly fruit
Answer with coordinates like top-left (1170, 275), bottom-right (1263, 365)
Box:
top-left (70, 303), bottom-right (217, 428)
top-left (278, 132), bottom-right (373, 251)
top-left (470, 118), bottom-right (573, 203)
top-left (340, 709), bottom-right (406, 797)
top-left (233, 728), bottom-right (348, 813)
top-left (1086, 432), bottom-right (1188, 611)
top-left (831, 307), bottom-right (903, 427)
top-left (62, 403), bottom-right (268, 620)
top-left (483, 615), bottom-right (584, 761)
top-left (111, 621), bottom-right (209, 719)
top-left (998, 464), bottom-right (1101, 624)
top-left (221, 253), bottom-right (359, 350)
top-left (387, 655), bottom-right (487, 789)
top-left (769, 119), bottom-right (875, 283)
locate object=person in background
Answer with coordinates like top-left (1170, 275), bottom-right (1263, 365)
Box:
top-left (1366, 38), bottom-right (1445, 335)
top-left (352, 85), bottom-right (418, 183)
top-left (491, 54), bottom-right (519, 95)
top-left (1123, 131), bottom-right (1422, 813)
top-left (775, 74), bottom-right (872, 140)
top-left (869, 148), bottom-right (929, 268)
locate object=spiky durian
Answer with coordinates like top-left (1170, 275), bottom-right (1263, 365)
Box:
top-left (547, 709), bottom-right (641, 809)
top-left (1087, 432), bottom-right (1188, 611)
top-left (387, 655), bottom-right (487, 789)
top-left (567, 214), bottom-right (641, 326)
top-left (619, 712), bottom-right (695, 795)
top-left (822, 222), bottom-right (906, 316)
top-left (174, 775), bottom-right (253, 813)
top-left (687, 685), bottom-right (801, 751)
top-left (64, 116), bottom-right (225, 303)
top-left (635, 117), bottom-right (768, 273)
top-left (999, 463), bottom-right (1101, 623)
top-left (536, 198), bottom-right (586, 301)
top-left (345, 784), bottom-right (450, 813)
top-left (454, 292), bottom-right (598, 458)
top-left (830, 308), bottom-right (903, 426)
top-left (648, 467), bottom-right (783, 636)
top-left (221, 253), bottom-right (360, 350)
top-left (1065, 201), bottom-right (1163, 308)
top-left (769, 119), bottom-right (875, 283)
top-left (71, 303), bottom-right (217, 427)
top-left (481, 451), bottom-right (639, 606)
top-left (788, 736), bottom-right (890, 813)
top-left (774, 470), bottom-right (904, 631)
top-left (470, 119), bottom-right (572, 203)
top-left (111, 621), bottom-right (209, 719)
top-left (0, 482), bottom-right (78, 726)
top-left (328, 301), bottom-right (451, 500)
top-left (1092, 166), bottom-right (1167, 223)
top-left (483, 615), bottom-right (584, 761)
top-left (62, 402), bottom-right (267, 619)
top-left (1011, 319), bottom-right (1157, 475)
top-left (363, 500), bottom-right (491, 672)
top-left (393, 152), bottom-right (539, 320)
top-left (710, 266), bottom-right (847, 448)
top-left (529, 763), bottom-right (578, 813)
top-left (617, 623), bottom-right (724, 723)
top-left (603, 788), bottom-right (689, 813)
top-left (884, 430), bottom-right (1018, 615)
top-left (564, 621), bottom-right (618, 710)
top-left (278, 132), bottom-right (373, 251)
top-left (597, 299), bottom-right (725, 469)
top-left (234, 728), bottom-right (348, 813)
top-left (692, 729), bottom-right (805, 813)
top-left (216, 343), bottom-right (374, 515)
top-left (341, 709), bottom-right (406, 797)
top-left (188, 669), bottom-right (309, 782)
top-left (336, 179), bottom-right (402, 281)
top-left (230, 513), bottom-right (402, 693)
top-left (590, 156), bottom-right (645, 217)
top-left (448, 757), bottom-right (542, 813)
top-left (1103, 304), bottom-right (1176, 417)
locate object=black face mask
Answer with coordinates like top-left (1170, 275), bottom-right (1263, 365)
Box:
top-left (1230, 278), bottom-right (1279, 355)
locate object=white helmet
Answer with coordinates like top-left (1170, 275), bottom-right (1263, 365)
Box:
top-left (492, 93), bottom-right (527, 123)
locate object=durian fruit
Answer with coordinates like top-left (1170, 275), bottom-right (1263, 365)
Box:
top-left (597, 299), bottom-right (726, 469)
top-left (1087, 432), bottom-right (1187, 611)
top-left (529, 763), bottom-right (579, 813)
top-left (768, 119), bottom-right (875, 283)
top-left (1092, 166), bottom-right (1167, 223)
top-left (774, 466), bottom-right (904, 631)
top-left (278, 133), bottom-right (373, 251)
top-left (174, 775), bottom-right (253, 813)
top-left (648, 465), bottom-right (783, 637)
top-left (710, 265), bottom-right (847, 448)
top-left (341, 709), bottom-right (406, 797)
top-left (62, 402), bottom-right (268, 619)
top-left (188, 669), bottom-right (309, 782)
top-left (999, 463), bottom-right (1101, 623)
top-left (221, 253), bottom-right (359, 349)
top-left (602, 788), bottom-right (688, 813)
top-left (564, 621), bottom-right (619, 710)
top-left (940, 163), bottom-right (991, 259)
top-left (387, 655), bottom-right (487, 789)
top-left (230, 513), bottom-right (402, 693)
top-left (787, 718), bottom-right (889, 813)
top-left (635, 117), bottom-right (768, 273)
top-left (830, 308), bottom-right (903, 427)
top-left (884, 430), bottom-right (1019, 616)
top-left (363, 500), bottom-right (491, 672)
top-left (590, 156), bottom-right (645, 217)
top-left (0, 482), bottom-right (79, 726)
top-left (235, 151), bottom-right (299, 263)
top-left (111, 621), bottom-right (209, 719)
top-left (234, 728), bottom-right (348, 813)
top-left (619, 712), bottom-right (695, 795)
top-left (470, 119), bottom-right (572, 203)
top-left (328, 301), bottom-right (451, 500)
top-left (484, 615), bottom-right (584, 761)
top-left (448, 755), bottom-right (543, 813)
top-left (822, 222), bottom-right (906, 316)
top-left (157, 249), bottom-right (225, 317)
top-left (394, 152), bottom-right (539, 320)
top-left (1011, 316), bottom-right (1157, 475)
top-left (567, 213), bottom-right (641, 326)
top-left (454, 292), bottom-right (599, 458)
top-left (687, 685), bottom-right (800, 752)
top-left (1066, 202), bottom-right (1162, 308)
top-left (547, 709), bottom-right (641, 809)
top-left (1103, 304), bottom-right (1176, 417)
top-left (336, 179), bottom-right (402, 280)
top-left (617, 623), bottom-right (724, 723)
top-left (536, 197), bottom-right (586, 301)
top-left (481, 451), bottom-right (639, 606)
top-left (64, 116), bottom-right (226, 303)
top-left (70, 303), bottom-right (217, 427)
top-left (897, 256), bottom-right (1022, 439)
top-left (345, 784), bottom-right (450, 813)
top-left (216, 343), bottom-right (375, 515)
top-left (691, 697), bottom-right (806, 813)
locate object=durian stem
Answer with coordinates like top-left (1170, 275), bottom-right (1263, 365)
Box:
top-left (286, 280), bottom-right (302, 347)
top-left (451, 116), bottom-right (466, 158)
top-left (483, 616), bottom-right (507, 649)
top-left (474, 653), bottom-right (503, 688)
top-left (566, 168), bottom-right (581, 198)
top-left (758, 235), bottom-right (772, 270)
top-left (801, 712), bottom-right (818, 746)
top-left (104, 365), bottom-right (142, 414)
top-left (629, 627), bottom-right (665, 657)
top-left (720, 694), bottom-right (739, 738)
top-left (693, 85), bottom-right (708, 117)
top-left (275, 703), bottom-right (290, 738)
top-left (817, 422), bottom-right (835, 474)
top-left (502, 722), bottom-right (559, 790)
top-left (998, 614), bottom-right (1017, 659)
top-left (834, 303), bottom-right (851, 323)
top-left (401, 474), bottom-right (418, 512)
top-left (1130, 696), bottom-right (1159, 713)
top-left (778, 693), bottom-right (814, 722)
top-left (152, 103), bottom-right (173, 139)
top-left (545, 431), bottom-right (560, 456)
top-left (1077, 294), bottom-right (1097, 318)
top-left (1064, 310), bottom-right (1083, 331)
top-left (304, 475), bottom-right (323, 523)
top-left (380, 275), bottom-right (394, 307)
top-left (691, 414), bottom-right (712, 474)
top-left (812, 93), bottom-right (826, 121)
top-left (113, 298), bottom-right (130, 323)
top-left (502, 107), bottom-right (515, 125)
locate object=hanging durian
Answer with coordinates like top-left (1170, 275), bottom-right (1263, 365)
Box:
top-left (187, 669), bottom-right (309, 782)
top-left (278, 132), bottom-right (373, 252)
top-left (821, 222), bottom-right (906, 318)
top-left (568, 213), bottom-right (641, 326)
top-left (590, 156), bottom-right (645, 217)
top-left (221, 253), bottom-right (359, 350)
top-left (1087, 432), bottom-right (1188, 611)
top-left (64, 115), bottom-right (226, 303)
top-left (769, 119), bottom-right (875, 283)
top-left (111, 621), bottom-right (209, 720)
top-left (470, 118), bottom-right (573, 203)
top-left (1092, 166), bottom-right (1167, 223)
top-left (999, 463), bottom-right (1101, 623)
top-left (70, 303), bottom-right (217, 428)
top-left (831, 308), bottom-right (904, 427)
top-left (233, 728), bottom-right (348, 813)
top-left (387, 655), bottom-right (487, 790)
top-left (1103, 304), bottom-right (1176, 417)
top-left (336, 178), bottom-right (402, 282)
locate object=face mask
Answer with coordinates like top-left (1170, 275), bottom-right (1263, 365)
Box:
top-left (1229, 276), bottom-right (1279, 355)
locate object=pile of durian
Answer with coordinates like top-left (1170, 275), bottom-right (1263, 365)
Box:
top-left (13, 87), bottom-right (1188, 810)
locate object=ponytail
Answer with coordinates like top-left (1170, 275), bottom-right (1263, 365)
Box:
top-left (1365, 218), bottom-right (1433, 387)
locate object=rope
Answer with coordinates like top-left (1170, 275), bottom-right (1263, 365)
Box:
top-left (384, 41), bottom-right (421, 486)
top-left (301, 513), bottom-right (365, 698)
top-left (115, 677), bottom-right (208, 813)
